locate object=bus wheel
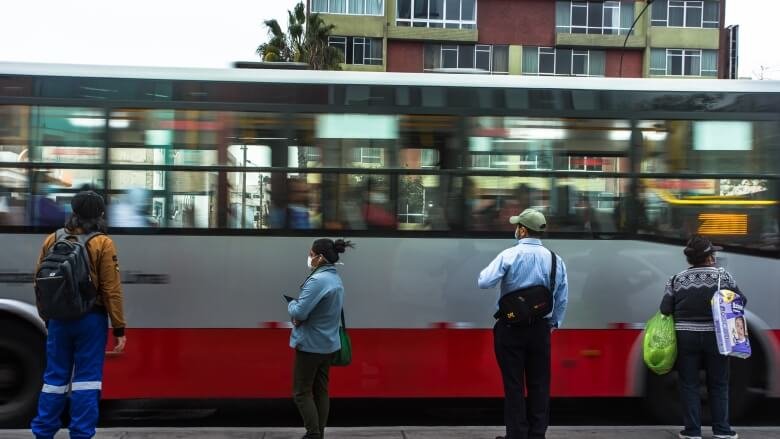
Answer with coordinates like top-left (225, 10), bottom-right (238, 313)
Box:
top-left (0, 318), bottom-right (45, 427)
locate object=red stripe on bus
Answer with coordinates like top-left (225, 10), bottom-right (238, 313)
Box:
top-left (101, 328), bottom-right (643, 399)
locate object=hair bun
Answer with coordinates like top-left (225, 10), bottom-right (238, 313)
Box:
top-left (334, 239), bottom-right (354, 254)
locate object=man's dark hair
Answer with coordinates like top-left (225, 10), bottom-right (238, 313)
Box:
top-left (517, 224), bottom-right (544, 238)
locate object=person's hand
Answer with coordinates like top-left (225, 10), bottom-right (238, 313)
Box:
top-left (292, 319), bottom-right (302, 327)
top-left (114, 336), bottom-right (127, 353)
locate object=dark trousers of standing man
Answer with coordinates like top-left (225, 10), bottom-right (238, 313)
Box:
top-left (493, 318), bottom-right (552, 439)
top-left (293, 350), bottom-right (333, 439)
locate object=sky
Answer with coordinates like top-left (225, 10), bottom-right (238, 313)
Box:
top-left (0, 0), bottom-right (778, 79)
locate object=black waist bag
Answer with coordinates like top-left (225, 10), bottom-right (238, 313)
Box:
top-left (495, 249), bottom-right (557, 326)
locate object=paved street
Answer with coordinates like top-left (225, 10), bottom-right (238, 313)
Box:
top-left (2, 427), bottom-right (780, 438)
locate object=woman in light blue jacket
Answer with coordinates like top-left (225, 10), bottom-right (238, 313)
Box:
top-left (288, 238), bottom-right (353, 439)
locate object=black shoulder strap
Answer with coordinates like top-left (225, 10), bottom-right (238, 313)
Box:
top-left (549, 249), bottom-right (557, 292)
top-left (340, 309), bottom-right (346, 329)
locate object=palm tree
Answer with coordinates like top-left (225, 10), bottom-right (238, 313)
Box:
top-left (257, 2), bottom-right (342, 70)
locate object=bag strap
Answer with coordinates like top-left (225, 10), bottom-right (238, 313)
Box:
top-left (716, 267), bottom-right (724, 291)
top-left (548, 249), bottom-right (557, 292)
top-left (340, 309), bottom-right (346, 329)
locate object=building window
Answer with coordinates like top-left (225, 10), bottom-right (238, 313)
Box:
top-left (312, 0), bottom-right (384, 15)
top-left (424, 43), bottom-right (508, 74)
top-left (651, 0), bottom-right (720, 28)
top-left (396, 0), bottom-right (476, 29)
top-left (650, 48), bottom-right (718, 76)
top-left (556, 1), bottom-right (635, 35)
top-left (329, 36), bottom-right (383, 65)
top-left (522, 47), bottom-right (605, 76)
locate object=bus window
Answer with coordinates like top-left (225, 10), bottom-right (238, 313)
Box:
top-left (110, 109), bottom-right (254, 167)
top-left (110, 170), bottom-right (216, 228)
top-left (30, 107), bottom-right (104, 165)
top-left (467, 117), bottom-right (630, 171)
top-left (465, 176), bottom-right (631, 234)
top-left (29, 169), bottom-right (103, 228)
top-left (639, 120), bottom-right (780, 175)
top-left (226, 172), bottom-right (320, 230)
top-left (639, 177), bottom-right (779, 251)
top-left (295, 114), bottom-right (456, 170)
top-left (398, 175), bottom-right (450, 231)
top-left (317, 174), bottom-right (395, 231)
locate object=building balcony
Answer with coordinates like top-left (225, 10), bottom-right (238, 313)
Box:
top-left (387, 26), bottom-right (477, 42)
top-left (556, 32), bottom-right (645, 49)
top-left (648, 27), bottom-right (720, 50)
top-left (319, 14), bottom-right (386, 38)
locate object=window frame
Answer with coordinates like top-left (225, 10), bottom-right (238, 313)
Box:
top-left (533, 47), bottom-right (600, 77)
top-left (651, 48), bottom-right (717, 77)
top-left (396, 0), bottom-right (477, 29)
top-left (564, 0), bottom-right (630, 35)
top-left (423, 43), bottom-right (508, 74)
top-left (329, 36), bottom-right (384, 66)
top-left (652, 0), bottom-right (719, 28)
top-left (312, 0), bottom-right (385, 16)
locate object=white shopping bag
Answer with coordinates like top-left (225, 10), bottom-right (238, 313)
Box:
top-left (712, 269), bottom-right (751, 359)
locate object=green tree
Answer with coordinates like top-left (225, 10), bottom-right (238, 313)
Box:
top-left (257, 2), bottom-right (342, 70)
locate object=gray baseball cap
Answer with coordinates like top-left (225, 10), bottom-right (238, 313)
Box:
top-left (509, 208), bottom-right (546, 232)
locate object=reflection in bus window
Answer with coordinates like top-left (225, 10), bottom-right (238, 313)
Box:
top-left (639, 177), bottom-right (779, 250)
top-left (468, 117), bottom-right (630, 171)
top-left (465, 176), bottom-right (630, 234)
top-left (24, 107), bottom-right (105, 164)
top-left (0, 167), bottom-right (27, 226)
top-left (29, 169), bottom-right (104, 228)
top-left (639, 120), bottom-right (780, 174)
top-left (110, 170), bottom-right (216, 228)
top-left (108, 188), bottom-right (158, 228)
top-left (398, 175), bottom-right (448, 230)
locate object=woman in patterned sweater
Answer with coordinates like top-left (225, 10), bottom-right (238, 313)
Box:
top-left (660, 235), bottom-right (744, 439)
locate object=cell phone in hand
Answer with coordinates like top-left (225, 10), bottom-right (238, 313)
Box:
top-left (283, 294), bottom-right (295, 303)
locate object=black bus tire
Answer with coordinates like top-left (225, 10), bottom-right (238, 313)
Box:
top-left (0, 317), bottom-right (45, 427)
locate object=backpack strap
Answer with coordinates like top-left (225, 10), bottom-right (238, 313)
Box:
top-left (340, 309), bottom-right (347, 329)
top-left (76, 231), bottom-right (104, 247)
top-left (548, 249), bottom-right (557, 292)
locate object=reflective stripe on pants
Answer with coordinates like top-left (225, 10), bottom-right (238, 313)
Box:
top-left (31, 312), bottom-right (108, 439)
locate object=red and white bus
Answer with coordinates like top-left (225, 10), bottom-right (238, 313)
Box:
top-left (0, 63), bottom-right (778, 425)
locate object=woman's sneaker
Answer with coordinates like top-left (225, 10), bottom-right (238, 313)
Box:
top-left (713, 434), bottom-right (739, 439)
top-left (678, 433), bottom-right (702, 439)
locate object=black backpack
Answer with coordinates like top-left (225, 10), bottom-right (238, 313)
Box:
top-left (495, 249), bottom-right (557, 326)
top-left (35, 229), bottom-right (102, 320)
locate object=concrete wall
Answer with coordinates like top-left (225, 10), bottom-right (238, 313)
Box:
top-left (648, 28), bottom-right (720, 50)
top-left (321, 14), bottom-right (386, 38)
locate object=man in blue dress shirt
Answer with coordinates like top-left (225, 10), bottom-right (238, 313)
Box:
top-left (478, 208), bottom-right (569, 439)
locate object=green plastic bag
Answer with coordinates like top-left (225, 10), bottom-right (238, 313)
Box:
top-left (643, 312), bottom-right (677, 375)
top-left (331, 311), bottom-right (352, 367)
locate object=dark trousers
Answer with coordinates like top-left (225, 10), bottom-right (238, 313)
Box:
top-left (293, 350), bottom-right (333, 438)
top-left (493, 319), bottom-right (551, 439)
top-left (676, 330), bottom-right (733, 437)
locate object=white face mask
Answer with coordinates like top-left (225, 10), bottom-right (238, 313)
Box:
top-left (307, 256), bottom-right (314, 269)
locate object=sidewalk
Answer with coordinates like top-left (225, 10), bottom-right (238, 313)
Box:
top-left (2, 427), bottom-right (780, 438)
